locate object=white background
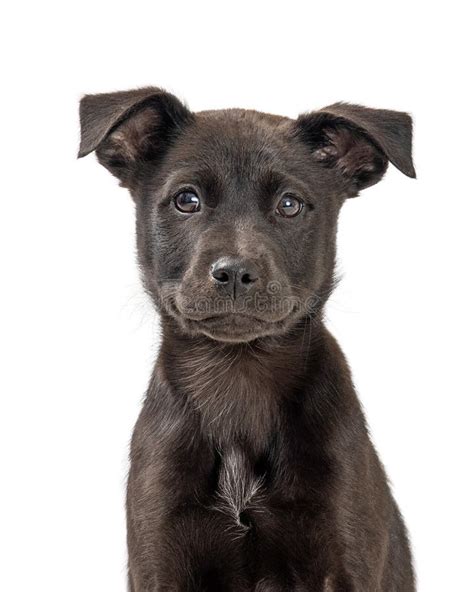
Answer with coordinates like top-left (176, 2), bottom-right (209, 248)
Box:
top-left (1, 2), bottom-right (473, 590)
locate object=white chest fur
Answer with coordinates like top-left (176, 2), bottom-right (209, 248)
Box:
top-left (215, 446), bottom-right (265, 535)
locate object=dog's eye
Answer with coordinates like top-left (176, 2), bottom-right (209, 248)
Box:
top-left (276, 194), bottom-right (303, 218)
top-left (174, 191), bottom-right (201, 213)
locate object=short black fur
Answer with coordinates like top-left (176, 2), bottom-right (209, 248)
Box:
top-left (79, 87), bottom-right (416, 591)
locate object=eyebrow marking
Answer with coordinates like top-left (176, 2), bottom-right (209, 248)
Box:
top-left (257, 169), bottom-right (314, 210)
top-left (159, 167), bottom-right (222, 206)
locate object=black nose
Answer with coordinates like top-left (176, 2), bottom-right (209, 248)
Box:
top-left (210, 258), bottom-right (259, 298)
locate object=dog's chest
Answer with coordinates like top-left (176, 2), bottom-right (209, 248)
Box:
top-left (214, 446), bottom-right (335, 590)
top-left (215, 445), bottom-right (265, 533)
top-left (196, 366), bottom-right (280, 530)
top-left (208, 390), bottom-right (277, 529)
top-left (178, 343), bottom-right (290, 526)
top-left (184, 348), bottom-right (281, 453)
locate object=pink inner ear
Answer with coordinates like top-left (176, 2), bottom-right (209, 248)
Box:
top-left (312, 126), bottom-right (387, 184)
top-left (311, 127), bottom-right (354, 167)
top-left (339, 141), bottom-right (376, 175)
top-left (107, 106), bottom-right (162, 163)
top-left (313, 144), bottom-right (339, 162)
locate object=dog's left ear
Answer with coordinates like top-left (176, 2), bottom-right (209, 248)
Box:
top-left (294, 103), bottom-right (415, 196)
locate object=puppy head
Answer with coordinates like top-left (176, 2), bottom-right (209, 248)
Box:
top-left (79, 88), bottom-right (415, 343)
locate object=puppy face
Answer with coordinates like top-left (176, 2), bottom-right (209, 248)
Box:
top-left (137, 110), bottom-right (343, 343)
top-left (79, 89), bottom-right (415, 343)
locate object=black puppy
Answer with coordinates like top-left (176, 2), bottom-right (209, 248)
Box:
top-left (79, 88), bottom-right (416, 591)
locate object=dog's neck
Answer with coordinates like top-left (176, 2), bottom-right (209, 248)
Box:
top-left (157, 315), bottom-right (326, 453)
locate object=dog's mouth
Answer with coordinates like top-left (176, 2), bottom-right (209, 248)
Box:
top-left (157, 281), bottom-right (319, 343)
top-left (161, 296), bottom-right (299, 342)
top-left (183, 311), bottom-right (295, 343)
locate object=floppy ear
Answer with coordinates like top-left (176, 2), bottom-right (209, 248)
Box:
top-left (294, 103), bottom-right (415, 196)
top-left (78, 87), bottom-right (193, 188)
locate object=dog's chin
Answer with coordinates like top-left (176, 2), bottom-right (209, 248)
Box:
top-left (181, 313), bottom-right (294, 343)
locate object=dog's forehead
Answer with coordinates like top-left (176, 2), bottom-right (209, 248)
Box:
top-left (166, 108), bottom-right (305, 184)
top-left (195, 108), bottom-right (290, 128)
top-left (184, 109), bottom-right (293, 160)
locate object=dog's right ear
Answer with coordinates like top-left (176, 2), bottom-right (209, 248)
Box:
top-left (78, 87), bottom-right (193, 188)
